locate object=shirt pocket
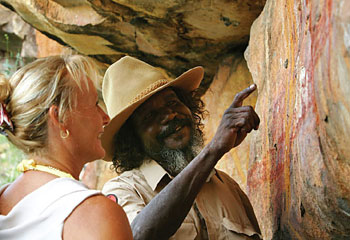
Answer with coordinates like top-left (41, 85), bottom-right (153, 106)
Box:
top-left (170, 222), bottom-right (198, 240)
top-left (222, 217), bottom-right (262, 239)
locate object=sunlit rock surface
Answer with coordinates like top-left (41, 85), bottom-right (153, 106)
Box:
top-left (0, 4), bottom-right (36, 76)
top-left (202, 53), bottom-right (257, 190)
top-left (245, 0), bottom-right (350, 238)
top-left (0, 0), bottom-right (265, 88)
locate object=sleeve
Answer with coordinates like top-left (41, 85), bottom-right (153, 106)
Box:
top-left (236, 187), bottom-right (262, 236)
top-left (102, 178), bottom-right (146, 224)
top-left (216, 170), bottom-right (262, 237)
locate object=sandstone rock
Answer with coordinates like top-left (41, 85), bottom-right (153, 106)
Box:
top-left (0, 4), bottom-right (37, 77)
top-left (245, 0), bottom-right (350, 238)
top-left (80, 160), bottom-right (118, 190)
top-left (35, 30), bottom-right (66, 58)
top-left (202, 53), bottom-right (257, 191)
top-left (0, 0), bottom-right (265, 88)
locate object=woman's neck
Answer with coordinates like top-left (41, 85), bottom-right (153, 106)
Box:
top-left (29, 155), bottom-right (82, 180)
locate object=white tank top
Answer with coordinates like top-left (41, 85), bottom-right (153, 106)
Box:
top-left (0, 178), bottom-right (100, 240)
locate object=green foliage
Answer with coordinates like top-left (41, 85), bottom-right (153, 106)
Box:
top-left (1, 32), bottom-right (27, 185)
top-left (0, 135), bottom-right (25, 185)
top-left (2, 51), bottom-right (24, 78)
top-left (1, 33), bottom-right (25, 78)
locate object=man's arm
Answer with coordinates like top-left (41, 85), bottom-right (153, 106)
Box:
top-left (131, 84), bottom-right (260, 240)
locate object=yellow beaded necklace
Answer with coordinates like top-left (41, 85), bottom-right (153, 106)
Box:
top-left (17, 159), bottom-right (74, 179)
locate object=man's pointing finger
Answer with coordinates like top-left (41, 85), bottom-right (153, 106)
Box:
top-left (231, 84), bottom-right (257, 108)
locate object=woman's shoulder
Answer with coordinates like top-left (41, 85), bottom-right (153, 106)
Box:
top-left (63, 194), bottom-right (133, 240)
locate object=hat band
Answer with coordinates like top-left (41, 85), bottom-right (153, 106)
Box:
top-left (129, 79), bottom-right (169, 105)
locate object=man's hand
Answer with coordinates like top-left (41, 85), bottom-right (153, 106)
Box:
top-left (210, 84), bottom-right (260, 156)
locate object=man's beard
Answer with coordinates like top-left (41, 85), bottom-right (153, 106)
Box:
top-left (144, 119), bottom-right (203, 176)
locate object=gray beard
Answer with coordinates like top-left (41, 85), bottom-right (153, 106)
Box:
top-left (144, 130), bottom-right (203, 177)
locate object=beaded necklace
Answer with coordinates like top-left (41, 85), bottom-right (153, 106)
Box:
top-left (17, 159), bottom-right (74, 179)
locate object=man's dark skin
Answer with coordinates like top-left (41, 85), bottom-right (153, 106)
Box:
top-left (122, 84), bottom-right (260, 240)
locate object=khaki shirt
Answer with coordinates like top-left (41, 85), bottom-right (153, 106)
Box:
top-left (102, 160), bottom-right (262, 239)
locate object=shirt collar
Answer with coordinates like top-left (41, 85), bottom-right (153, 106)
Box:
top-left (139, 159), bottom-right (172, 191)
top-left (139, 159), bottom-right (216, 191)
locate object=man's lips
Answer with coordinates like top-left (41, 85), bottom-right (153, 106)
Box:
top-left (168, 125), bottom-right (186, 138)
top-left (157, 118), bottom-right (191, 141)
top-left (175, 125), bottom-right (183, 132)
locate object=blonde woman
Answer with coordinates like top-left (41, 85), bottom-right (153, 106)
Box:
top-left (0, 55), bottom-right (132, 240)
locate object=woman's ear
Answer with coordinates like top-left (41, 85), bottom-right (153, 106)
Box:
top-left (48, 105), bottom-right (60, 127)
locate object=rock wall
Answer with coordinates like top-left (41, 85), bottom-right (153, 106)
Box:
top-left (245, 0), bottom-right (350, 239)
top-left (0, 4), bottom-right (67, 77)
top-left (0, 0), bottom-right (265, 88)
top-left (203, 52), bottom-right (257, 189)
top-left (0, 4), bottom-right (36, 77)
top-left (35, 30), bottom-right (65, 58)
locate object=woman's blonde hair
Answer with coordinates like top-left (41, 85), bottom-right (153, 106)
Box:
top-left (0, 54), bottom-right (102, 155)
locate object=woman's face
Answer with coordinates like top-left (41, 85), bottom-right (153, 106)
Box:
top-left (65, 78), bottom-right (110, 162)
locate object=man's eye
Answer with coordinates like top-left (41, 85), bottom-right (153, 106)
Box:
top-left (144, 112), bottom-right (153, 120)
top-left (168, 100), bottom-right (177, 106)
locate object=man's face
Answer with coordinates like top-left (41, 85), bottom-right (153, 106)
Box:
top-left (131, 88), bottom-right (201, 176)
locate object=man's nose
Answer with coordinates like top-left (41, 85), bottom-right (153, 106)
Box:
top-left (160, 107), bottom-right (177, 125)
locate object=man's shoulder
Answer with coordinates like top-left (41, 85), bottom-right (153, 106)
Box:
top-left (213, 169), bottom-right (239, 185)
top-left (211, 169), bottom-right (245, 193)
top-left (104, 168), bottom-right (143, 186)
top-left (102, 167), bottom-right (153, 197)
top-left (102, 167), bottom-right (157, 206)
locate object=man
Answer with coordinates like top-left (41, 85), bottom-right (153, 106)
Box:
top-left (101, 56), bottom-right (262, 240)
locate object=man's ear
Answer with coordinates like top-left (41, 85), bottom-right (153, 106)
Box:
top-left (48, 105), bottom-right (60, 127)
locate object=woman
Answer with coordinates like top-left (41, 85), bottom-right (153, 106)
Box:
top-left (0, 55), bottom-right (133, 240)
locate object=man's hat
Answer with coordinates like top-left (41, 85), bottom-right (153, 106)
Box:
top-left (101, 56), bottom-right (204, 161)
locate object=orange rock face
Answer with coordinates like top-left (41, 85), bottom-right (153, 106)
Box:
top-left (1, 0), bottom-right (265, 87)
top-left (35, 30), bottom-right (65, 58)
top-left (202, 53), bottom-right (257, 190)
top-left (245, 0), bottom-right (350, 238)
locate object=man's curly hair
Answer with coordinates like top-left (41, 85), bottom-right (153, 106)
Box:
top-left (112, 87), bottom-right (207, 173)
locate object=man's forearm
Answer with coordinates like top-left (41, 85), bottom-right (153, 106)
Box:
top-left (131, 143), bottom-right (224, 240)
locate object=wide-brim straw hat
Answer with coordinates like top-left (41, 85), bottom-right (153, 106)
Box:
top-left (101, 56), bottom-right (204, 161)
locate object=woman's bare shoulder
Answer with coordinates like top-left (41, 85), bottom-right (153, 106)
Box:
top-left (63, 194), bottom-right (133, 240)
